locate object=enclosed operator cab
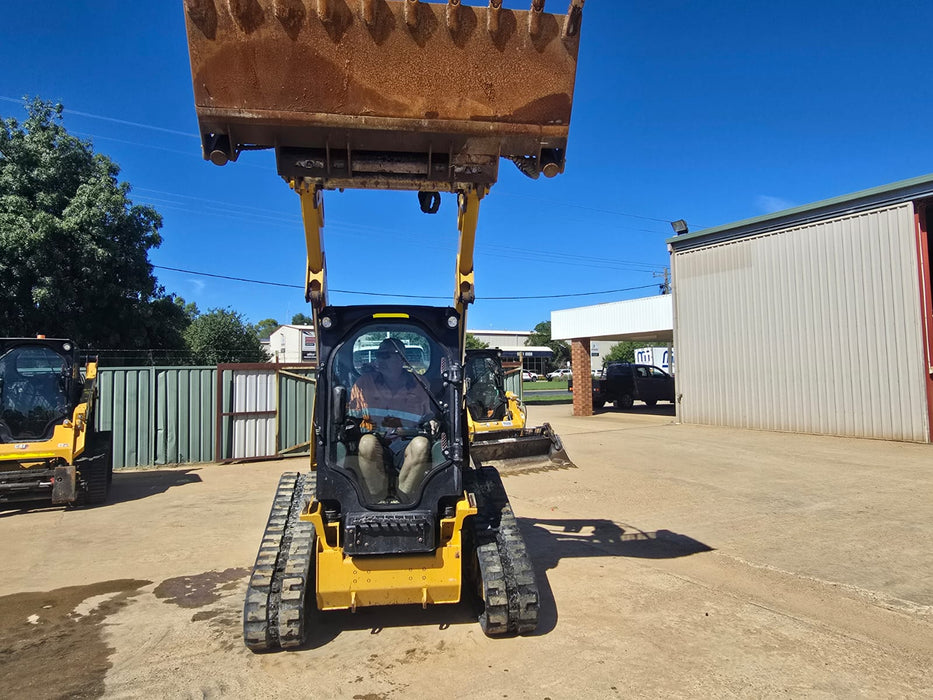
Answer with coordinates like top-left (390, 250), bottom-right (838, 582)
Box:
top-left (0, 338), bottom-right (111, 506)
top-left (316, 306), bottom-right (464, 522)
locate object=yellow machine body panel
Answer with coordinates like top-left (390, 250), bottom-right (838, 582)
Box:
top-left (303, 493), bottom-right (477, 610)
top-left (466, 391), bottom-right (526, 440)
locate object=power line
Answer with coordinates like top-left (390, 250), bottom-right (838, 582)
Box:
top-left (0, 96), bottom-right (198, 138)
top-left (139, 191), bottom-right (667, 274)
top-left (1, 96), bottom-right (690, 232)
top-left (154, 265), bottom-right (302, 290)
top-left (153, 265), bottom-right (659, 300)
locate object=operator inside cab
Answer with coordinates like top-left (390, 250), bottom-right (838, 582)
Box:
top-left (333, 329), bottom-right (448, 505)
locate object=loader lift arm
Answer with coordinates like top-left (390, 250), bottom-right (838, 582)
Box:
top-left (294, 181), bottom-right (327, 312)
top-left (294, 176), bottom-right (487, 343)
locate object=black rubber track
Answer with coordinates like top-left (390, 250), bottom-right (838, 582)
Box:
top-left (243, 471), bottom-right (317, 652)
top-left (467, 466), bottom-right (539, 636)
top-left (76, 431), bottom-right (113, 506)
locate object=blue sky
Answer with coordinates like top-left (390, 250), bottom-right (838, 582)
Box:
top-left (2, 1), bottom-right (931, 332)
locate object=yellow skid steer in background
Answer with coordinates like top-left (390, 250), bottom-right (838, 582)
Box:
top-left (465, 348), bottom-right (574, 474)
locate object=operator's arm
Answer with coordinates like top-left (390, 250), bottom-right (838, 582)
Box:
top-left (348, 378), bottom-right (375, 433)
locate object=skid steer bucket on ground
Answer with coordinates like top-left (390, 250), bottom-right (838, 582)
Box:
top-left (183, 0), bottom-right (585, 190)
top-left (470, 422), bottom-right (575, 476)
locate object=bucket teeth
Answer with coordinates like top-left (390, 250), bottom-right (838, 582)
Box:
top-left (315, 0), bottom-right (331, 21)
top-left (227, 0), bottom-right (265, 32)
top-left (445, 0), bottom-right (460, 32)
top-left (360, 0), bottom-right (376, 26)
top-left (487, 0), bottom-right (502, 35)
top-left (562, 0), bottom-right (585, 39)
top-left (273, 0), bottom-right (305, 30)
top-left (405, 0), bottom-right (420, 29)
top-left (528, 0), bottom-right (543, 36)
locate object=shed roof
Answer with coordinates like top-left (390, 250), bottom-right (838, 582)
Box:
top-left (667, 172), bottom-right (933, 251)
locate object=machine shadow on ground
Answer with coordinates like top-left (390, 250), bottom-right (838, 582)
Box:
top-left (0, 468), bottom-right (203, 516)
top-left (293, 519), bottom-right (714, 647)
top-left (107, 468), bottom-right (204, 505)
top-left (298, 594), bottom-right (481, 650)
top-left (519, 518), bottom-right (714, 634)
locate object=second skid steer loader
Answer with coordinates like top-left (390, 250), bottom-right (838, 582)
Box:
top-left (0, 337), bottom-right (111, 506)
top-left (182, 0), bottom-right (586, 650)
top-left (465, 348), bottom-right (573, 474)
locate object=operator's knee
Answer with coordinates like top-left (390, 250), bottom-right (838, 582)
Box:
top-left (355, 434), bottom-right (388, 502)
top-left (406, 436), bottom-right (431, 465)
top-left (358, 433), bottom-right (382, 463)
top-left (397, 437), bottom-right (431, 500)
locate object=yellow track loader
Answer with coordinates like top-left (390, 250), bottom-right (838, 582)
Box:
top-left (183, 0), bottom-right (585, 649)
top-left (465, 348), bottom-right (573, 473)
top-left (0, 338), bottom-right (111, 506)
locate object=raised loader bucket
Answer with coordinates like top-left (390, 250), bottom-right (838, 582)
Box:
top-left (183, 0), bottom-right (585, 190)
top-left (469, 422), bottom-right (576, 476)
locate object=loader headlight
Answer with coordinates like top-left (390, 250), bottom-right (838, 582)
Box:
top-left (446, 315), bottom-right (458, 328)
top-left (320, 316), bottom-right (333, 329)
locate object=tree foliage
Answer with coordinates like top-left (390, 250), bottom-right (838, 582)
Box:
top-left (0, 98), bottom-right (185, 349)
top-left (183, 308), bottom-right (267, 365)
top-left (465, 333), bottom-right (488, 350)
top-left (291, 312), bottom-right (313, 325)
top-left (254, 318), bottom-right (280, 340)
top-left (525, 320), bottom-right (569, 370)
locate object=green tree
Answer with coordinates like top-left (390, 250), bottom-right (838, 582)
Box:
top-left (465, 333), bottom-right (488, 350)
top-left (525, 320), bottom-right (569, 370)
top-left (291, 312), bottom-right (313, 325)
top-left (254, 318), bottom-right (280, 340)
top-left (176, 297), bottom-right (200, 322)
top-left (183, 308), bottom-right (268, 365)
top-left (0, 98), bottom-right (183, 350)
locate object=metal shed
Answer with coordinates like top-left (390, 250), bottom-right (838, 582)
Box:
top-left (668, 174), bottom-right (933, 442)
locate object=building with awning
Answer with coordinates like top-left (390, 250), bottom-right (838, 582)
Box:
top-left (551, 295), bottom-right (673, 415)
top-left (466, 330), bottom-right (553, 375)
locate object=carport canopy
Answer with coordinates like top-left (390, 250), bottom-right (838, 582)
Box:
top-left (550, 295), bottom-right (673, 344)
top-left (550, 294), bottom-right (673, 417)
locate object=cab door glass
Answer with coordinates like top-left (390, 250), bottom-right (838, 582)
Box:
top-left (326, 323), bottom-right (451, 506)
top-left (0, 346), bottom-right (71, 441)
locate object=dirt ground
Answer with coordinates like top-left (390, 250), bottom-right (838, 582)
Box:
top-left (1, 404), bottom-right (931, 699)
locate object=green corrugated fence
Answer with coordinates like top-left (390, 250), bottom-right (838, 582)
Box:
top-left (96, 365), bottom-right (315, 469)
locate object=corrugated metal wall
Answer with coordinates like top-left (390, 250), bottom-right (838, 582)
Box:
top-left (156, 367), bottom-right (216, 465)
top-left (232, 369), bottom-right (277, 459)
top-left (96, 365), bottom-right (316, 468)
top-left (97, 366), bottom-right (217, 468)
top-left (96, 367), bottom-right (155, 469)
top-left (672, 202), bottom-right (930, 442)
top-left (277, 368), bottom-right (316, 455)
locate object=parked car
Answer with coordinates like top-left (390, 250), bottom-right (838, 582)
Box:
top-left (546, 368), bottom-right (573, 381)
top-left (521, 370), bottom-right (539, 382)
top-left (592, 362), bottom-right (674, 409)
